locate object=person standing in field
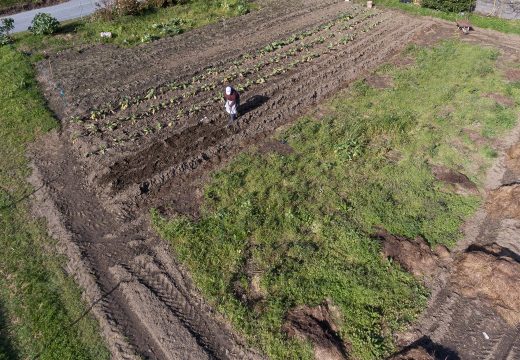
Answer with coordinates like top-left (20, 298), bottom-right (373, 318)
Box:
top-left (224, 86), bottom-right (240, 122)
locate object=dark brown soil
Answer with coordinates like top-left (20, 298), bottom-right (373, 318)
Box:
top-left (373, 227), bottom-right (450, 282)
top-left (0, 0), bottom-right (66, 16)
top-left (282, 300), bottom-right (350, 360)
top-left (431, 165), bottom-right (479, 196)
top-left (255, 139), bottom-right (293, 156)
top-left (28, 1), bottom-right (520, 358)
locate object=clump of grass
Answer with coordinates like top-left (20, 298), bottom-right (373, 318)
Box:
top-left (0, 46), bottom-right (109, 359)
top-left (154, 40), bottom-right (519, 359)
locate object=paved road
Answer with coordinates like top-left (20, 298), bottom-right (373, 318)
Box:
top-left (0, 0), bottom-right (98, 33)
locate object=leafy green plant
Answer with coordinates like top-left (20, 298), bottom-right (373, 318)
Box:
top-left (29, 13), bottom-right (60, 35)
top-left (0, 18), bottom-right (14, 45)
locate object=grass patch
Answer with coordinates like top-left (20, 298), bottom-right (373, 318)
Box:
top-left (0, 46), bottom-right (109, 359)
top-left (374, 0), bottom-right (520, 34)
top-left (154, 40), bottom-right (519, 359)
top-left (13, 0), bottom-right (252, 55)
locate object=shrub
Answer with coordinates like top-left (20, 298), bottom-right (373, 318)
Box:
top-left (0, 18), bottom-right (14, 45)
top-left (421, 0), bottom-right (476, 13)
top-left (29, 13), bottom-right (60, 35)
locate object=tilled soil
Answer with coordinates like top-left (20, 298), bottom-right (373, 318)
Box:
top-left (29, 0), bottom-right (520, 358)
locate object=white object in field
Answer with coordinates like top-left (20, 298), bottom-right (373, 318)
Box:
top-left (100, 32), bottom-right (112, 38)
top-left (367, 1), bottom-right (373, 8)
top-left (225, 100), bottom-right (237, 116)
top-left (483, 332), bottom-right (490, 340)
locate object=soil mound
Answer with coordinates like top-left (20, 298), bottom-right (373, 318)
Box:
top-left (483, 93), bottom-right (515, 107)
top-left (487, 184), bottom-right (520, 220)
top-left (256, 139), bottom-right (294, 156)
top-left (505, 68), bottom-right (520, 82)
top-left (282, 300), bottom-right (350, 360)
top-left (506, 143), bottom-right (520, 175)
top-left (365, 74), bottom-right (394, 89)
top-left (452, 243), bottom-right (520, 326)
top-left (431, 165), bottom-right (479, 196)
top-left (374, 228), bottom-right (450, 280)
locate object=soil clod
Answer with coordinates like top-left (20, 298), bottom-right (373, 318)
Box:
top-left (452, 243), bottom-right (520, 326)
top-left (431, 165), bottom-right (479, 196)
top-left (373, 228), bottom-right (449, 281)
top-left (282, 300), bottom-right (350, 360)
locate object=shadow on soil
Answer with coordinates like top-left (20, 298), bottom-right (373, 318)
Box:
top-left (393, 336), bottom-right (460, 360)
top-left (466, 243), bottom-right (520, 263)
top-left (239, 95), bottom-right (269, 116)
top-left (0, 299), bottom-right (18, 360)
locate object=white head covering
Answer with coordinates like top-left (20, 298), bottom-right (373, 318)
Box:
top-left (225, 86), bottom-right (232, 95)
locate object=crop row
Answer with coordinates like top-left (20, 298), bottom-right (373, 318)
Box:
top-left (71, 10), bottom-right (385, 157)
top-left (72, 10), bottom-right (374, 124)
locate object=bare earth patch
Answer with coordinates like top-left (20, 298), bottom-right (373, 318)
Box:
top-left (483, 92), bottom-right (515, 107)
top-left (431, 165), bottom-right (479, 196)
top-left (282, 300), bottom-right (350, 360)
top-left (452, 244), bottom-right (520, 326)
top-left (487, 184), bottom-right (520, 220)
top-left (374, 227), bottom-right (450, 282)
top-left (365, 74), bottom-right (394, 89)
top-left (505, 68), bottom-right (520, 82)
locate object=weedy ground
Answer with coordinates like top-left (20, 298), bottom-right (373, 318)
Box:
top-left (375, 0), bottom-right (520, 35)
top-left (154, 40), bottom-right (520, 359)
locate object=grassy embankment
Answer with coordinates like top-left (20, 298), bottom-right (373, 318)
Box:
top-left (13, 0), bottom-right (251, 54)
top-left (155, 41), bottom-right (520, 359)
top-left (375, 0), bottom-right (520, 34)
top-left (0, 46), bottom-right (109, 360)
top-left (0, 1), bottom-right (252, 359)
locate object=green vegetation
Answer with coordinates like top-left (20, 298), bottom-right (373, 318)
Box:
top-left (28, 13), bottom-right (60, 35)
top-left (0, 18), bottom-right (14, 44)
top-left (154, 41), bottom-right (520, 359)
top-left (422, 0), bottom-right (475, 13)
top-left (0, 46), bottom-right (110, 359)
top-left (375, 0), bottom-right (520, 34)
top-left (13, 0), bottom-right (252, 54)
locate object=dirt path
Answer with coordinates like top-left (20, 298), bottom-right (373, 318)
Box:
top-left (29, 0), bottom-right (520, 358)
